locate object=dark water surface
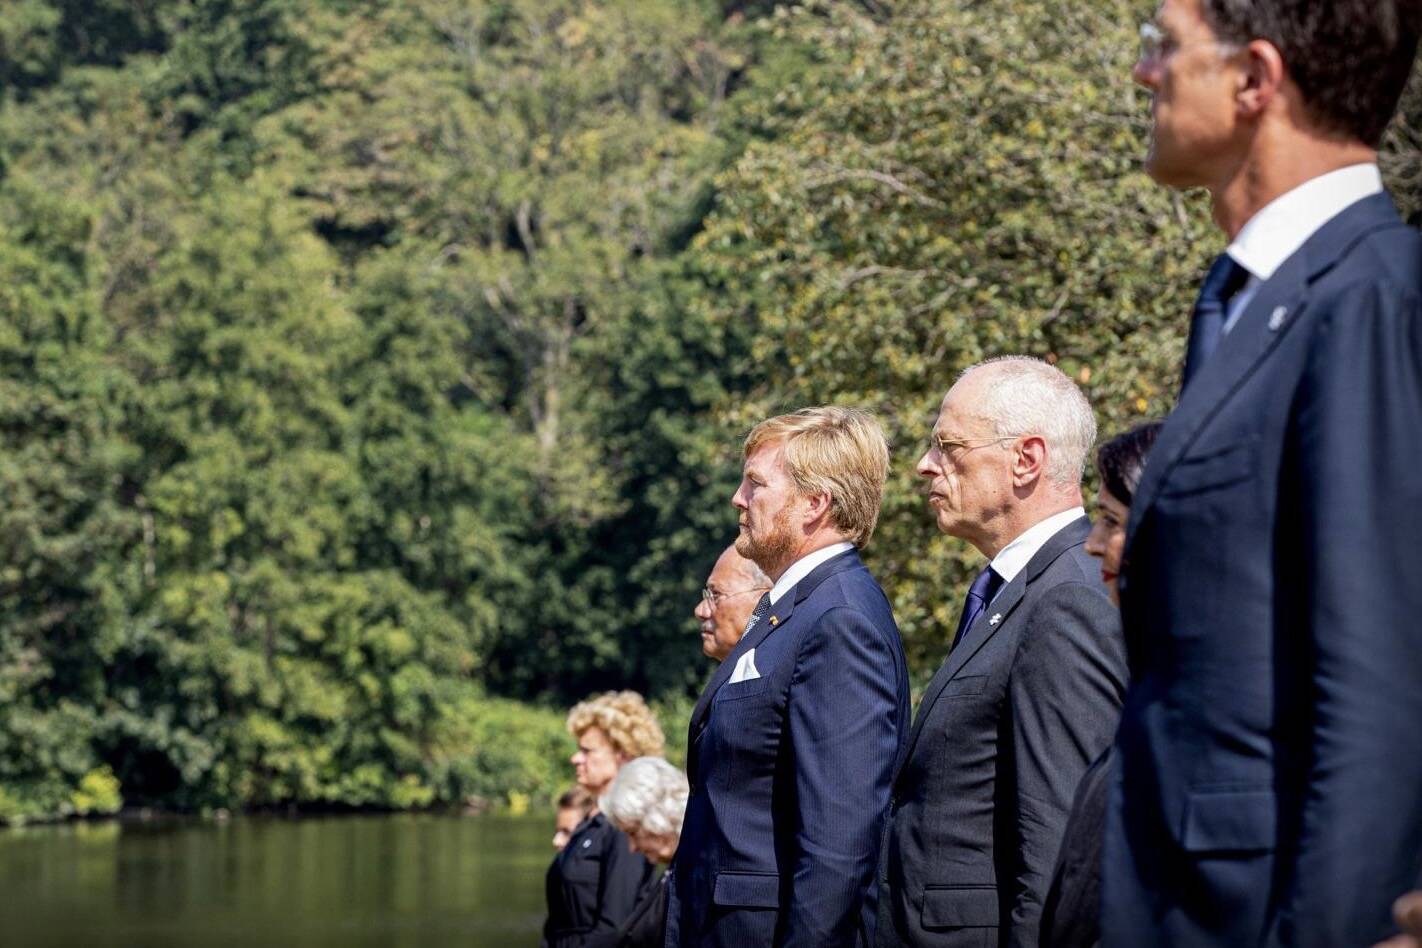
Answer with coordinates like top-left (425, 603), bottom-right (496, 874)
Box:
top-left (0, 812), bottom-right (551, 947)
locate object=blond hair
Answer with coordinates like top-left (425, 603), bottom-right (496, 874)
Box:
top-left (743, 406), bottom-right (890, 548)
top-left (566, 691), bottom-right (665, 759)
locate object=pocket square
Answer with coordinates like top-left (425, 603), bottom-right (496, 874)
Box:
top-left (728, 648), bottom-right (760, 684)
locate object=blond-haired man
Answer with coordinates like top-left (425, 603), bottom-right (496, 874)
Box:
top-left (668, 407), bottom-right (910, 948)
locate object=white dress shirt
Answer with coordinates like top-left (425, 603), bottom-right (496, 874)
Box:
top-left (987, 507), bottom-right (1086, 603)
top-left (768, 541), bottom-right (856, 605)
top-left (1222, 163), bottom-right (1383, 332)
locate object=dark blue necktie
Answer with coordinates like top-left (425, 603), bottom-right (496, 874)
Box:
top-left (1182, 253), bottom-right (1250, 388)
top-left (742, 592), bottom-right (772, 638)
top-left (953, 566), bottom-right (1004, 648)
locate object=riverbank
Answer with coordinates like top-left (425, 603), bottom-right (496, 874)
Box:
top-left (1, 693), bottom-right (693, 828)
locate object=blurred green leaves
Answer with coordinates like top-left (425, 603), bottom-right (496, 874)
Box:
top-left (0, 0), bottom-right (1418, 820)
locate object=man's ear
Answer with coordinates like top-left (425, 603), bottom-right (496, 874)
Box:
top-left (802, 489), bottom-right (834, 530)
top-left (1237, 39), bottom-right (1285, 119)
top-left (1012, 435), bottom-right (1048, 488)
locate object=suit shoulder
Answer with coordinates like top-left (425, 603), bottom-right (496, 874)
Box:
top-left (1034, 541), bottom-right (1108, 591)
top-left (1322, 224), bottom-right (1422, 302)
top-left (800, 576), bottom-right (900, 651)
top-left (813, 564), bottom-right (892, 612)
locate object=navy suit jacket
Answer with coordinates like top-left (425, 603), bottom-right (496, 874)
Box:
top-left (1103, 192), bottom-right (1422, 947)
top-left (667, 548), bottom-right (910, 948)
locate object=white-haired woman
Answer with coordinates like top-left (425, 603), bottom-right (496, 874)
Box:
top-left (600, 756), bottom-right (689, 948)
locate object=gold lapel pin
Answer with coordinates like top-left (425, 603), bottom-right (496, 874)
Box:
top-left (769, 616), bottom-right (779, 626)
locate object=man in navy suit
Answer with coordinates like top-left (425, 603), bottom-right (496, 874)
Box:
top-left (877, 357), bottom-right (1126, 948)
top-left (1105, 2), bottom-right (1422, 946)
top-left (667, 406), bottom-right (910, 948)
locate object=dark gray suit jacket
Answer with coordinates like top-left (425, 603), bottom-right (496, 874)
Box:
top-left (877, 516), bottom-right (1126, 948)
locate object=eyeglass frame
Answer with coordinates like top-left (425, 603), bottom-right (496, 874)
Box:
top-left (701, 585), bottom-right (769, 608)
top-left (1137, 20), bottom-right (1238, 68)
top-left (927, 433), bottom-right (1019, 457)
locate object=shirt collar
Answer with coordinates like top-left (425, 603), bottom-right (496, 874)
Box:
top-left (1227, 163), bottom-right (1383, 281)
top-left (768, 541), bottom-right (855, 604)
top-left (988, 507), bottom-right (1085, 587)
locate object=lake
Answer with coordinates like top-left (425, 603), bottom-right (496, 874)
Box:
top-left (0, 812), bottom-right (553, 947)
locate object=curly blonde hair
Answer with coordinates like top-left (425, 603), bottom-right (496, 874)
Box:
top-left (566, 691), bottom-right (665, 759)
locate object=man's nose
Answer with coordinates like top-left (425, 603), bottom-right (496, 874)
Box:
top-left (1132, 57), bottom-right (1158, 89)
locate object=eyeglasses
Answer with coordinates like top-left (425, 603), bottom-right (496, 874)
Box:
top-left (927, 433), bottom-right (1017, 456)
top-left (1137, 21), bottom-right (1234, 67)
top-left (702, 586), bottom-right (768, 607)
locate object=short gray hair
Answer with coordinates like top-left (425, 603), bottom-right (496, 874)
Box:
top-left (600, 756), bottom-right (689, 837)
top-left (959, 356), bottom-right (1096, 486)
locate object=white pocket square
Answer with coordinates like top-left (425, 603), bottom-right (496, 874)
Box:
top-left (728, 648), bottom-right (760, 684)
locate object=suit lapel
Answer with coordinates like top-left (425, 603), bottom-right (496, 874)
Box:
top-left (687, 549), bottom-right (862, 745)
top-left (1126, 193), bottom-right (1404, 550)
top-left (897, 517), bottom-right (1090, 779)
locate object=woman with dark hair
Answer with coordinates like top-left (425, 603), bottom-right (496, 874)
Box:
top-left (1041, 421), bottom-right (1162, 948)
top-left (552, 786), bottom-right (596, 851)
top-left (1082, 421), bottom-right (1163, 606)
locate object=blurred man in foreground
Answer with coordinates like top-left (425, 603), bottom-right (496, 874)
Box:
top-left (1106, 1), bottom-right (1422, 944)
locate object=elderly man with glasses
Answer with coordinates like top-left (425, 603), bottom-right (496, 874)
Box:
top-left (876, 357), bottom-right (1126, 948)
top-left (692, 544), bottom-right (772, 663)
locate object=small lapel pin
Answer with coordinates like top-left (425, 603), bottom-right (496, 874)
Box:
top-left (769, 616), bottom-right (779, 626)
top-left (1268, 306), bottom-right (1288, 331)
top-left (989, 613), bottom-right (1002, 626)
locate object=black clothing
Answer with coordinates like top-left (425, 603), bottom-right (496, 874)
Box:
top-left (1040, 749), bottom-right (1112, 948)
top-left (544, 813), bottom-right (653, 948)
top-left (613, 872), bottom-right (667, 948)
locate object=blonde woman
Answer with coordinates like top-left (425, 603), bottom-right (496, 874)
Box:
top-left (543, 691), bottom-right (664, 948)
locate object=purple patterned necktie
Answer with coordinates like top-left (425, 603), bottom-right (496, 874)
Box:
top-left (953, 565), bottom-right (1004, 649)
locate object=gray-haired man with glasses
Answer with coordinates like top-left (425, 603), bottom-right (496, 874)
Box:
top-left (693, 544), bottom-right (772, 663)
top-left (876, 357), bottom-right (1126, 948)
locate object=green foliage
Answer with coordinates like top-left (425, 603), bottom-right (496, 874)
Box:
top-left (689, 0), bottom-right (1422, 682)
top-left (0, 0), bottom-right (748, 821)
top-left (687, 0), bottom-right (1209, 677)
top-left (1, 0), bottom-right (1419, 820)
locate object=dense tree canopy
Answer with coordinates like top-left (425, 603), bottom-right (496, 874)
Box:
top-left (0, 0), bottom-right (1417, 820)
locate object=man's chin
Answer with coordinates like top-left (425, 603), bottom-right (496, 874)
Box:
top-left (735, 536), bottom-right (768, 570)
top-left (1143, 146), bottom-right (1196, 190)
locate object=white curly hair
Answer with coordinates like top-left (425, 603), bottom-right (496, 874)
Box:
top-left (600, 756), bottom-right (689, 837)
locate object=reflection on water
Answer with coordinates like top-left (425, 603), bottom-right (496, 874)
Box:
top-left (0, 812), bottom-right (551, 947)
